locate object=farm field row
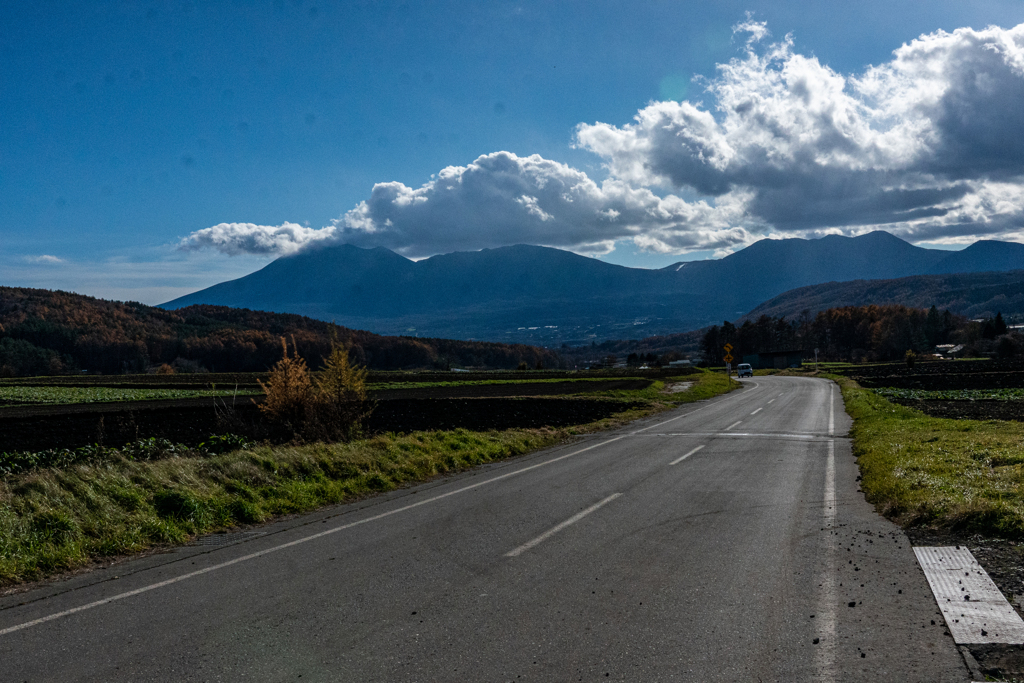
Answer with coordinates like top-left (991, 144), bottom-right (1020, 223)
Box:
top-left (0, 386), bottom-right (261, 406)
top-left (0, 376), bottom-right (655, 407)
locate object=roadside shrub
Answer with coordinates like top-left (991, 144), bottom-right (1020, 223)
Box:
top-left (257, 337), bottom-right (315, 434)
top-left (905, 349), bottom-right (917, 369)
top-left (258, 336), bottom-right (372, 442)
top-left (154, 363), bottom-right (175, 375)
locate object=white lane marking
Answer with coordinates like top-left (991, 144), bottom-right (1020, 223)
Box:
top-left (828, 383), bottom-right (835, 437)
top-left (750, 408), bottom-right (762, 415)
top-left (779, 392), bottom-right (785, 396)
top-left (632, 432), bottom-right (827, 441)
top-left (767, 399), bottom-right (775, 404)
top-left (669, 445), bottom-right (704, 465)
top-left (0, 435), bottom-right (629, 637)
top-left (632, 380), bottom-right (758, 434)
top-left (814, 436), bottom-right (838, 681)
top-left (505, 493), bottom-right (622, 557)
top-left (725, 420), bottom-right (742, 431)
top-left (914, 547), bottom-right (1024, 644)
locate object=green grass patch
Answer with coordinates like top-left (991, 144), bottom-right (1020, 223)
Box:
top-left (0, 386), bottom-right (260, 406)
top-left (834, 375), bottom-right (1024, 538)
top-left (0, 369), bottom-right (738, 587)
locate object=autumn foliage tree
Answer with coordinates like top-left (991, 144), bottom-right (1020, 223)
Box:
top-left (258, 336), bottom-right (372, 442)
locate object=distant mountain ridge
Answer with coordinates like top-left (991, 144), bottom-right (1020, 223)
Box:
top-left (162, 232), bottom-right (1024, 344)
top-left (744, 270), bottom-right (1024, 322)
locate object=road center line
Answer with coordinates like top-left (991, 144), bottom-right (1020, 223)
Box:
top-left (669, 445), bottom-right (704, 465)
top-left (1, 434), bottom-right (630, 637)
top-left (725, 420), bottom-right (742, 431)
top-left (505, 493), bottom-right (622, 557)
top-left (750, 407), bottom-right (762, 415)
top-left (767, 399), bottom-right (775, 404)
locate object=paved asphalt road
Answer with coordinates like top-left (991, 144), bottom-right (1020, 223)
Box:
top-left (0, 376), bottom-right (969, 681)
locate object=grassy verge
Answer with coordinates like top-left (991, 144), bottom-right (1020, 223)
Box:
top-left (834, 375), bottom-right (1024, 538)
top-left (0, 370), bottom-right (738, 587)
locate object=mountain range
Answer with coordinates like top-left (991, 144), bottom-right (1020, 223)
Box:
top-left (744, 270), bottom-right (1024, 322)
top-left (162, 232), bottom-right (1024, 344)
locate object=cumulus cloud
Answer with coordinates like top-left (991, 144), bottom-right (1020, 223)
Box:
top-left (181, 21), bottom-right (1024, 259)
top-left (178, 222), bottom-right (336, 256)
top-left (332, 151), bottom-right (751, 257)
top-left (577, 22), bottom-right (1024, 246)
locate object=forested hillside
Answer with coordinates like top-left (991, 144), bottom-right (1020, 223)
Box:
top-left (0, 287), bottom-right (562, 376)
top-left (700, 305), bottom-right (1019, 363)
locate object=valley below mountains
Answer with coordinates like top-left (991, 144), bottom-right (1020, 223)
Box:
top-left (162, 231), bottom-right (1024, 344)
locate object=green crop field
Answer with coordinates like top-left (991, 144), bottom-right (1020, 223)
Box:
top-left (0, 386), bottom-right (261, 406)
top-left (874, 387), bottom-right (1024, 401)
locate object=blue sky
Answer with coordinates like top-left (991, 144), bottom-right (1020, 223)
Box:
top-left (3, 1), bottom-right (1024, 303)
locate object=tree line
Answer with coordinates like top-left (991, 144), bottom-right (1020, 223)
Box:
top-left (700, 304), bottom-right (1018, 364)
top-left (0, 288), bottom-right (564, 376)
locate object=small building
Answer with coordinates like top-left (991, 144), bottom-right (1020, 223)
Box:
top-left (668, 359), bottom-right (692, 368)
top-left (741, 350), bottom-right (803, 370)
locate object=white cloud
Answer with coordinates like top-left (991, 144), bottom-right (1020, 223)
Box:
top-left (577, 22), bottom-right (1024, 246)
top-left (177, 222), bottom-right (336, 256)
top-left (332, 151), bottom-right (751, 257)
top-left (179, 22), bottom-right (1024, 261)
top-left (24, 254), bottom-right (64, 264)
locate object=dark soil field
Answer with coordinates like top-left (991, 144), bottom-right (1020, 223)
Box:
top-left (840, 360), bottom-right (1024, 420)
top-left (0, 378), bottom-right (655, 452)
top-left (0, 397), bottom-right (643, 452)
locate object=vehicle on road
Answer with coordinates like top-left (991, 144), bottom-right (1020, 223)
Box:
top-left (737, 363), bottom-right (753, 378)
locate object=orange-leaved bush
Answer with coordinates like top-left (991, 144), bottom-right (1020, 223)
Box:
top-left (258, 336), bottom-right (372, 441)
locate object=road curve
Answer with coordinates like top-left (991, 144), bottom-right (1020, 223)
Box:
top-left (0, 376), bottom-right (968, 681)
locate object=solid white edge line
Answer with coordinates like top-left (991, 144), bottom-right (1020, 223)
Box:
top-left (669, 445), bottom-right (704, 465)
top-left (1, 434), bottom-right (629, 637)
top-left (828, 383), bottom-right (835, 437)
top-left (725, 420), bottom-right (742, 431)
top-left (505, 493), bottom-right (622, 557)
top-left (815, 437), bottom-right (838, 682)
top-left (750, 408), bottom-right (762, 415)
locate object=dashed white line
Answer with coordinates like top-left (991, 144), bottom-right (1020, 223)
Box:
top-left (750, 408), bottom-right (762, 415)
top-left (505, 493), bottom-right (622, 557)
top-left (669, 445), bottom-right (704, 465)
top-left (725, 420), bottom-right (742, 431)
top-left (767, 399), bottom-right (775, 404)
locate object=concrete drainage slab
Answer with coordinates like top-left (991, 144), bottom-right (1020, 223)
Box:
top-left (914, 546), bottom-right (1024, 645)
